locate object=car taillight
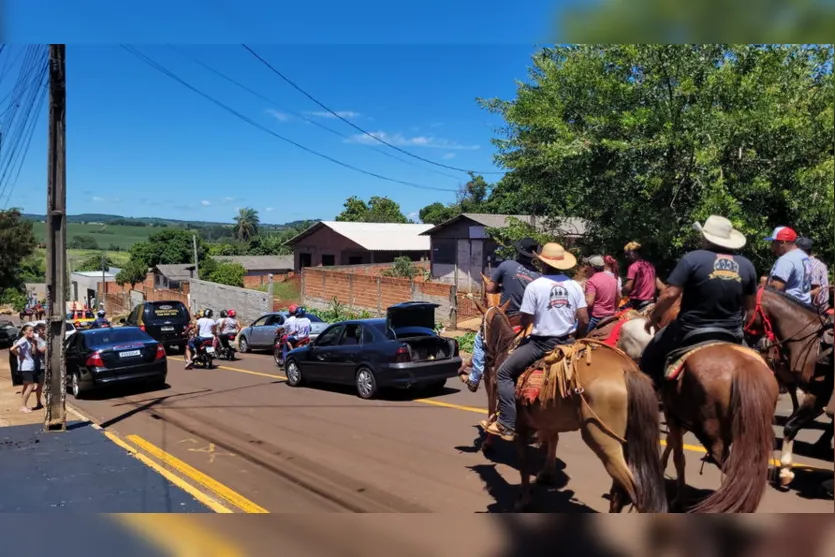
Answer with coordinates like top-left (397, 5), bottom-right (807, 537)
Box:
top-left (85, 351), bottom-right (104, 367)
top-left (155, 345), bottom-right (166, 360)
top-left (395, 345), bottom-right (411, 363)
top-left (139, 325), bottom-right (146, 332)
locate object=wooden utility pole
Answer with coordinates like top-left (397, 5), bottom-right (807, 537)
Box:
top-left (44, 44), bottom-right (67, 432)
top-left (193, 234), bottom-right (199, 277)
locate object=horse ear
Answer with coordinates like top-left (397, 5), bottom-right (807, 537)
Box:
top-left (481, 273), bottom-right (491, 285)
top-left (500, 299), bottom-right (511, 313)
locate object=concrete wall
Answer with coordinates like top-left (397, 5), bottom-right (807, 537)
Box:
top-left (188, 279), bottom-right (271, 327)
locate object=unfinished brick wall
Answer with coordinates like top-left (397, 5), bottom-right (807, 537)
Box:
top-left (101, 274), bottom-right (189, 317)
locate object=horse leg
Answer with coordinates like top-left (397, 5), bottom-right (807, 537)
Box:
top-left (481, 381), bottom-right (496, 454)
top-left (580, 425), bottom-right (637, 513)
top-left (514, 419), bottom-right (533, 511)
top-left (665, 418), bottom-right (688, 510)
top-left (779, 393), bottom-right (824, 487)
top-left (535, 433), bottom-right (559, 486)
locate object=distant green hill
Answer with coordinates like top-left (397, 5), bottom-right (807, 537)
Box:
top-left (22, 213), bottom-right (315, 230)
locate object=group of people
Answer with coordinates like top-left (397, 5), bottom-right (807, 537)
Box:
top-left (10, 322), bottom-right (47, 414)
top-left (280, 305), bottom-right (313, 363)
top-left (185, 308), bottom-right (241, 369)
top-left (459, 215), bottom-right (831, 443)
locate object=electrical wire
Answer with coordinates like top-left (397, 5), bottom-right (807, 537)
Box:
top-left (120, 45), bottom-right (458, 193)
top-left (166, 45), bottom-right (463, 183)
top-left (241, 44), bottom-right (503, 176)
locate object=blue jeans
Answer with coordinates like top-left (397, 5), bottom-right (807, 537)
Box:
top-left (588, 316), bottom-right (602, 331)
top-left (282, 335), bottom-right (298, 363)
top-left (189, 336), bottom-right (213, 352)
top-left (467, 331), bottom-right (486, 384)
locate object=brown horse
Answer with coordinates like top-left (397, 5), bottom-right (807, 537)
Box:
top-left (480, 304), bottom-right (668, 512)
top-left (744, 287), bottom-right (834, 487)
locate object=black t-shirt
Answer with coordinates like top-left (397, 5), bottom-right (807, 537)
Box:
top-left (490, 260), bottom-right (541, 315)
top-left (666, 249), bottom-right (757, 329)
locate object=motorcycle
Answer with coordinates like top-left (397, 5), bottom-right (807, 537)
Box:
top-left (273, 328), bottom-right (311, 368)
top-left (191, 338), bottom-right (216, 369)
top-left (216, 333), bottom-right (238, 361)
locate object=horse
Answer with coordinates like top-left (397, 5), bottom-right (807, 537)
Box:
top-left (619, 312), bottom-right (780, 512)
top-left (744, 286), bottom-right (834, 487)
top-left (480, 304), bottom-right (668, 512)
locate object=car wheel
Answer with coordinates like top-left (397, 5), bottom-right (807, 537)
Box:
top-left (285, 359), bottom-right (303, 387)
top-left (71, 372), bottom-right (87, 399)
top-left (355, 367), bottom-right (378, 400)
top-left (238, 336), bottom-right (250, 353)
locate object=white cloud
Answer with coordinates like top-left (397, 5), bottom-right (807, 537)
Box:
top-left (407, 211), bottom-right (418, 221)
top-left (267, 109), bottom-right (290, 122)
top-left (346, 131), bottom-right (479, 150)
top-left (265, 207), bottom-right (274, 212)
top-left (308, 110), bottom-right (360, 119)
top-left (92, 196), bottom-right (105, 202)
top-left (223, 196), bottom-right (236, 202)
top-left (201, 200), bottom-right (211, 206)
top-left (441, 152), bottom-right (456, 160)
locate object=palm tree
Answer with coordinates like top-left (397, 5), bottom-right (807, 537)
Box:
top-left (234, 208), bottom-right (260, 243)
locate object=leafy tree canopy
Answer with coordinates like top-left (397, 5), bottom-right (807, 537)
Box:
top-left (0, 209), bottom-right (37, 291)
top-left (418, 173), bottom-right (493, 224)
top-left (234, 208), bottom-right (260, 242)
top-left (115, 259), bottom-right (148, 288)
top-left (199, 257), bottom-right (245, 288)
top-left (480, 44), bottom-right (834, 274)
top-left (76, 254), bottom-right (115, 272)
top-left (129, 228), bottom-right (206, 269)
top-left (335, 196), bottom-right (410, 223)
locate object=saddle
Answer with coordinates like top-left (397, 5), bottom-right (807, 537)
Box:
top-left (663, 327), bottom-right (764, 382)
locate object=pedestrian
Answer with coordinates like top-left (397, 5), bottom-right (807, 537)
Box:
top-left (10, 324), bottom-right (45, 413)
top-left (796, 237), bottom-right (829, 312)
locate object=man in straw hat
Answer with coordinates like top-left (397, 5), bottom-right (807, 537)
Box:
top-left (459, 238), bottom-right (541, 392)
top-left (485, 243), bottom-right (589, 441)
top-left (640, 215), bottom-right (757, 385)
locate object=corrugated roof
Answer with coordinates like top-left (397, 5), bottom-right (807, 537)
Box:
top-left (154, 264), bottom-right (195, 281)
top-left (420, 213), bottom-right (588, 237)
top-left (285, 221), bottom-right (432, 252)
top-left (71, 271), bottom-right (117, 279)
top-left (215, 255), bottom-right (293, 271)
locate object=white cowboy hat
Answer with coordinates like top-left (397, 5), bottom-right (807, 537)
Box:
top-left (535, 242), bottom-right (577, 271)
top-left (693, 215), bottom-right (747, 250)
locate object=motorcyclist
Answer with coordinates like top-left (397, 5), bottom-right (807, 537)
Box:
top-left (280, 305), bottom-right (300, 364)
top-left (93, 309), bottom-right (111, 328)
top-left (186, 308), bottom-right (216, 370)
top-left (217, 309), bottom-right (241, 351)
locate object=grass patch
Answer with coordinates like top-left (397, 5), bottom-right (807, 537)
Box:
top-left (31, 222), bottom-right (161, 250)
top-left (253, 280), bottom-right (300, 301)
top-left (32, 248), bottom-right (132, 271)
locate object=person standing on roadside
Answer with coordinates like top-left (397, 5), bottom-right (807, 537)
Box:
top-left (10, 325), bottom-right (44, 413)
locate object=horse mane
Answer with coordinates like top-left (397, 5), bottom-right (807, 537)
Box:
top-left (762, 286), bottom-right (821, 316)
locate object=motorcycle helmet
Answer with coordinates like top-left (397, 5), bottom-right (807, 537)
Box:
top-left (204, 308), bottom-right (214, 318)
top-left (288, 304), bottom-right (298, 315)
top-left (296, 307), bottom-right (306, 317)
top-left (97, 310), bottom-right (106, 316)
top-left (227, 309), bottom-right (236, 318)
top-left (220, 310), bottom-right (228, 318)
top-left (195, 309), bottom-right (203, 318)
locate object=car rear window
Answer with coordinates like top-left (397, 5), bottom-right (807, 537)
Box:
top-left (307, 314), bottom-right (324, 323)
top-left (146, 302), bottom-right (188, 322)
top-left (84, 328), bottom-right (149, 347)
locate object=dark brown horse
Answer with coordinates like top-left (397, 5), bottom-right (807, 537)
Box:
top-left (744, 287), bottom-right (834, 487)
top-left (480, 305), bottom-right (668, 512)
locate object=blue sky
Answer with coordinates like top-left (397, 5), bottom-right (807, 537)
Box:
top-left (1, 1), bottom-right (558, 225)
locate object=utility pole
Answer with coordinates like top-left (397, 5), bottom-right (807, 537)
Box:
top-left (44, 44), bottom-right (67, 432)
top-left (100, 252), bottom-right (106, 310)
top-left (193, 234), bottom-right (199, 278)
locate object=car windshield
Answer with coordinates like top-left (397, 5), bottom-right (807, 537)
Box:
top-left (84, 328), bottom-right (149, 347)
top-left (147, 302), bottom-right (188, 321)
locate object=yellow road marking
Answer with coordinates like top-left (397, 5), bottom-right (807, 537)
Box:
top-left (113, 514), bottom-right (244, 557)
top-left (414, 398), bottom-right (486, 414)
top-left (126, 434), bottom-right (269, 513)
top-left (103, 431), bottom-right (233, 514)
top-left (216, 363), bottom-right (286, 380)
top-left (659, 439), bottom-right (832, 472)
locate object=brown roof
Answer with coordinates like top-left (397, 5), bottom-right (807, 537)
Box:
top-left (420, 213), bottom-right (588, 237)
top-left (154, 264), bottom-right (195, 281)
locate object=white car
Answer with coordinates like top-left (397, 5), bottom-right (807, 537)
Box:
top-left (22, 320), bottom-right (76, 340)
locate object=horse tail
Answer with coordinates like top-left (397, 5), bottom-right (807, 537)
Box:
top-left (690, 356), bottom-right (777, 513)
top-left (624, 367), bottom-right (669, 513)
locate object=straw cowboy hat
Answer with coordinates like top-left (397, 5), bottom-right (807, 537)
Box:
top-left (693, 215), bottom-right (747, 250)
top-left (535, 242), bottom-right (577, 271)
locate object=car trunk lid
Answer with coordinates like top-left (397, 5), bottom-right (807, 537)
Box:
top-left (386, 302), bottom-right (438, 332)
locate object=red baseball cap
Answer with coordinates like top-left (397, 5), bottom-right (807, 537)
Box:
top-left (764, 226), bottom-right (798, 242)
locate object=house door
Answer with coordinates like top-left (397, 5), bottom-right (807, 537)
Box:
top-left (299, 253), bottom-right (312, 269)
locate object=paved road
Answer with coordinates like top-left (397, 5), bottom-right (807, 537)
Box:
top-left (62, 347), bottom-right (833, 515)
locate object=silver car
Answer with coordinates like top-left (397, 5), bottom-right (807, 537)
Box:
top-left (237, 311), bottom-right (327, 353)
top-left (22, 320), bottom-right (77, 340)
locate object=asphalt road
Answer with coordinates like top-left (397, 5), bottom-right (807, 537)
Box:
top-left (61, 347), bottom-right (833, 515)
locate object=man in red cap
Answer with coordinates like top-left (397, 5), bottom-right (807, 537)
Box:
top-left (765, 226), bottom-right (812, 305)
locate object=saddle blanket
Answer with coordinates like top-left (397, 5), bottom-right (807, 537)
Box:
top-left (664, 342), bottom-right (765, 381)
top-left (603, 319), bottom-right (628, 347)
top-left (516, 365), bottom-right (547, 405)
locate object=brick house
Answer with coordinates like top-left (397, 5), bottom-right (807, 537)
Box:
top-left (420, 213), bottom-right (588, 291)
top-left (214, 255), bottom-right (294, 288)
top-left (284, 221), bottom-right (432, 272)
top-left (152, 264), bottom-right (196, 290)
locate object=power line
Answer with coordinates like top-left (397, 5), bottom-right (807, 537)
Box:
top-left (120, 45), bottom-right (458, 193)
top-left (165, 45), bottom-right (463, 183)
top-left (241, 44), bottom-right (504, 176)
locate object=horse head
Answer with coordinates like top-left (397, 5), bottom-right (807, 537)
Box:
top-left (481, 273), bottom-right (502, 309)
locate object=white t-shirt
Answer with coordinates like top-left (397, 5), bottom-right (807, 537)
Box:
top-left (14, 337), bottom-right (37, 371)
top-left (283, 315), bottom-right (298, 335)
top-left (519, 275), bottom-right (587, 338)
top-left (219, 318), bottom-right (238, 334)
top-left (197, 317), bottom-right (216, 338)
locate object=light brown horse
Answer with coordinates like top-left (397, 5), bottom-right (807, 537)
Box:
top-left (480, 304), bottom-right (668, 512)
top-left (744, 287), bottom-right (833, 487)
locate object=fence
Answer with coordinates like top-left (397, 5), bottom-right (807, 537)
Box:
top-left (300, 267), bottom-right (481, 328)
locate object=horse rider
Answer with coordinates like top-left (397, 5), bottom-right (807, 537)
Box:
top-left (640, 216), bottom-right (757, 385)
top-left (621, 241), bottom-right (658, 311)
top-left (458, 238), bottom-right (541, 392)
top-left (796, 237), bottom-right (830, 313)
top-left (584, 255), bottom-right (619, 331)
top-left (485, 243), bottom-right (588, 442)
top-left (765, 226), bottom-right (812, 305)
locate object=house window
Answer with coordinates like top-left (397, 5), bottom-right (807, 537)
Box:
top-left (299, 253), bottom-right (312, 268)
top-left (321, 254), bottom-right (335, 266)
top-left (432, 238), bottom-right (456, 265)
top-left (348, 256), bottom-right (363, 265)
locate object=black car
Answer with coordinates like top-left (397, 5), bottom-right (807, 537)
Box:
top-left (0, 319), bottom-right (18, 349)
top-left (284, 302), bottom-right (462, 399)
top-left (122, 300), bottom-right (191, 353)
top-left (64, 326), bottom-right (167, 399)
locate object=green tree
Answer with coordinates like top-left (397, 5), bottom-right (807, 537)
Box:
top-left (115, 260), bottom-right (149, 289)
top-left (201, 258), bottom-right (245, 287)
top-left (481, 44), bottom-right (834, 274)
top-left (77, 254), bottom-right (115, 272)
top-left (129, 228), bottom-right (205, 268)
top-left (247, 232), bottom-right (294, 256)
top-left (234, 208), bottom-right (260, 242)
top-left (0, 209), bottom-right (37, 290)
top-left (68, 235), bottom-right (99, 250)
top-left (335, 196), bottom-right (409, 223)
top-left (418, 202), bottom-right (457, 225)
top-left (485, 217), bottom-right (556, 260)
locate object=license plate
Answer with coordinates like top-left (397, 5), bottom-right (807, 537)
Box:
top-left (161, 326), bottom-right (174, 332)
top-left (119, 350), bottom-right (141, 358)
top-left (205, 346), bottom-right (215, 354)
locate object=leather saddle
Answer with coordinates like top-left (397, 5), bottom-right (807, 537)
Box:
top-left (665, 327), bottom-right (743, 369)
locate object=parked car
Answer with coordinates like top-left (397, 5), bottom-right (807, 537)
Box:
top-left (64, 326), bottom-right (167, 399)
top-left (122, 300), bottom-right (191, 353)
top-left (283, 302), bottom-right (461, 399)
top-left (238, 310), bottom-right (327, 353)
top-left (0, 319), bottom-right (18, 348)
top-left (66, 308), bottom-right (96, 330)
top-left (8, 321), bottom-right (77, 386)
